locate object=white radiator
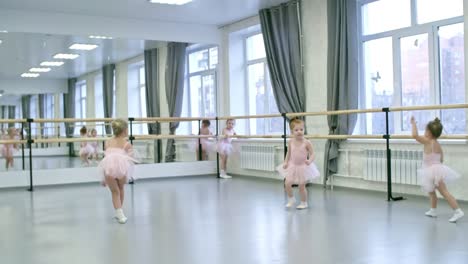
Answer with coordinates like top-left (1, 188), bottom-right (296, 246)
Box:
top-left (364, 149), bottom-right (423, 185)
top-left (240, 145), bottom-right (277, 171)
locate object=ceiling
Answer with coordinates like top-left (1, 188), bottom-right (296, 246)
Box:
top-left (0, 0), bottom-right (288, 26)
top-left (0, 32), bottom-right (163, 79)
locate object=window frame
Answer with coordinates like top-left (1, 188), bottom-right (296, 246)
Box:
top-left (357, 0), bottom-right (464, 134)
top-left (184, 45), bottom-right (218, 135)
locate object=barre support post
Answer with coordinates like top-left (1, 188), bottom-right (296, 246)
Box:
top-left (383, 107), bottom-right (404, 201)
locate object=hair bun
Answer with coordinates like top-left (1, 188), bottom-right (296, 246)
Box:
top-left (434, 117), bottom-right (441, 123)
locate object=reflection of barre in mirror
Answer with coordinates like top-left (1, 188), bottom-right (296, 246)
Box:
top-left (1, 103), bottom-right (468, 207)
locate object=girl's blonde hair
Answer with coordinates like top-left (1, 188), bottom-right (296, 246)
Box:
top-left (226, 119), bottom-right (235, 125)
top-left (7, 127), bottom-right (16, 136)
top-left (111, 119), bottom-right (128, 136)
top-left (426, 117), bottom-right (443, 138)
top-left (90, 128), bottom-right (97, 135)
top-left (289, 117), bottom-right (304, 130)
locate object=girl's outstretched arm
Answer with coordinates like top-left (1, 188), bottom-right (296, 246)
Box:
top-left (411, 116), bottom-right (430, 144)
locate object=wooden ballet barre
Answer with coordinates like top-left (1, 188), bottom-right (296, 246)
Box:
top-left (286, 108), bottom-right (383, 118)
top-left (0, 139), bottom-right (28, 144)
top-left (304, 134), bottom-right (383, 140)
top-left (389, 103), bottom-right (468, 112)
top-left (133, 135), bottom-right (215, 140)
top-left (0, 119), bottom-right (27, 124)
top-left (33, 137), bottom-right (109, 144)
top-left (33, 118), bottom-right (114, 123)
top-left (133, 117), bottom-right (217, 122)
top-left (223, 135), bottom-right (283, 139)
top-left (389, 134), bottom-right (468, 140)
top-left (218, 113), bottom-right (283, 120)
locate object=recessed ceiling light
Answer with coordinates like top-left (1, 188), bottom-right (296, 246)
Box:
top-left (148, 0), bottom-right (192, 5)
top-left (40, 61), bottom-right (64, 67)
top-left (0, 30), bottom-right (7, 33)
top-left (0, 40), bottom-right (2, 44)
top-left (29, 67), bottom-right (51, 73)
top-left (21, 73), bottom-right (40, 78)
top-left (53, 53), bottom-right (79, 60)
top-left (89, 35), bottom-right (113, 40)
top-left (69, 43), bottom-right (98, 51)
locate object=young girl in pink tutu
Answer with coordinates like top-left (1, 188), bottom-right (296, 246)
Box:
top-left (88, 128), bottom-right (100, 162)
top-left (197, 119), bottom-right (213, 161)
top-left (99, 119), bottom-right (138, 224)
top-left (411, 116), bottom-right (464, 223)
top-left (79, 126), bottom-right (92, 166)
top-left (1, 127), bottom-right (18, 170)
top-left (217, 119), bottom-right (236, 179)
top-left (277, 118), bottom-right (319, 209)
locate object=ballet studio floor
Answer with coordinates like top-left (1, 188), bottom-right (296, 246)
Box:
top-left (0, 176), bottom-right (467, 264)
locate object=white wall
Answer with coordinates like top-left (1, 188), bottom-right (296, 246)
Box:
top-left (0, 79), bottom-right (67, 95)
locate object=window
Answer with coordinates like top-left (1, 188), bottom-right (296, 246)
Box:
top-left (95, 75), bottom-right (105, 136)
top-left (358, 0), bottom-right (464, 134)
top-left (181, 46), bottom-right (218, 135)
top-left (128, 63), bottom-right (148, 135)
top-left (44, 94), bottom-right (55, 136)
top-left (29, 95), bottom-right (38, 136)
top-left (75, 81), bottom-right (87, 134)
top-left (245, 33), bottom-right (282, 135)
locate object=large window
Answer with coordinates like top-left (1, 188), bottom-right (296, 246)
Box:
top-left (128, 63), bottom-right (148, 135)
top-left (75, 81), bottom-right (87, 134)
top-left (181, 46), bottom-right (218, 135)
top-left (245, 33), bottom-right (282, 135)
top-left (44, 94), bottom-right (55, 136)
top-left (358, 0), bottom-right (464, 134)
top-left (94, 75), bottom-right (105, 136)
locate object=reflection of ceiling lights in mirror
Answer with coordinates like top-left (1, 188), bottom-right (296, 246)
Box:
top-left (29, 67), bottom-right (51, 73)
top-left (53, 53), bottom-right (79, 60)
top-left (0, 90), bottom-right (4, 97)
top-left (21, 73), bottom-right (40, 78)
top-left (148, 0), bottom-right (192, 5)
top-left (40, 61), bottom-right (65, 67)
top-left (0, 30), bottom-right (7, 33)
top-left (69, 44), bottom-right (99, 51)
top-left (0, 40), bottom-right (2, 44)
top-left (89, 35), bottom-right (113, 40)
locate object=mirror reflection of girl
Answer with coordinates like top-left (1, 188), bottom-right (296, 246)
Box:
top-left (88, 128), bottom-right (100, 163)
top-left (1, 127), bottom-right (18, 170)
top-left (79, 126), bottom-right (92, 166)
top-left (217, 119), bottom-right (236, 179)
top-left (197, 120), bottom-right (213, 161)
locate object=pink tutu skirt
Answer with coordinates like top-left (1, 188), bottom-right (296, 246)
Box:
top-left (98, 149), bottom-right (139, 183)
top-left (1, 145), bottom-right (14, 157)
top-left (418, 164), bottom-right (460, 193)
top-left (217, 142), bottom-right (233, 156)
top-left (277, 162), bottom-right (320, 185)
top-left (79, 144), bottom-right (93, 156)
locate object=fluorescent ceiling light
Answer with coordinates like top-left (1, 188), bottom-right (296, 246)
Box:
top-left (40, 61), bottom-right (64, 67)
top-left (69, 43), bottom-right (98, 51)
top-left (148, 0), bottom-right (192, 5)
top-left (21, 73), bottom-right (40, 78)
top-left (89, 35), bottom-right (113, 39)
top-left (0, 30), bottom-right (7, 33)
top-left (29, 67), bottom-right (51, 73)
top-left (0, 40), bottom-right (2, 44)
top-left (53, 53), bottom-right (79, 60)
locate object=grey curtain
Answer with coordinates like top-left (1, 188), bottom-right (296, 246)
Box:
top-left (8, 106), bottom-right (15, 128)
top-left (164, 42), bottom-right (187, 162)
top-left (259, 0), bottom-right (305, 118)
top-left (64, 79), bottom-right (76, 154)
top-left (39, 94), bottom-right (45, 139)
top-left (323, 0), bottom-right (359, 184)
top-left (144, 48), bottom-right (162, 162)
top-left (1, 106), bottom-right (6, 130)
top-left (103, 64), bottom-right (115, 135)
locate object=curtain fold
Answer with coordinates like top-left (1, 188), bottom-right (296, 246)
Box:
top-left (7, 106), bottom-right (15, 128)
top-left (103, 64), bottom-right (115, 135)
top-left (39, 94), bottom-right (45, 140)
top-left (323, 0), bottom-right (359, 184)
top-left (144, 48), bottom-right (162, 162)
top-left (164, 42), bottom-right (188, 162)
top-left (64, 79), bottom-right (77, 154)
top-left (259, 0), bottom-right (305, 118)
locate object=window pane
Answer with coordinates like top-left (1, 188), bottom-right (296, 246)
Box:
top-left (265, 68), bottom-right (283, 134)
top-left (362, 0), bottom-right (411, 35)
top-left (417, 0), bottom-right (463, 24)
top-left (189, 75), bottom-right (202, 134)
top-left (439, 23), bottom-right (465, 134)
top-left (400, 34), bottom-right (432, 131)
top-left (363, 37), bottom-right (394, 134)
top-left (202, 74), bottom-right (216, 117)
top-left (248, 62), bottom-right (266, 134)
top-left (246, 34), bottom-right (266, 61)
top-left (139, 66), bottom-right (145, 85)
top-left (209, 47), bottom-right (218, 69)
top-left (189, 49), bottom-right (209, 73)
